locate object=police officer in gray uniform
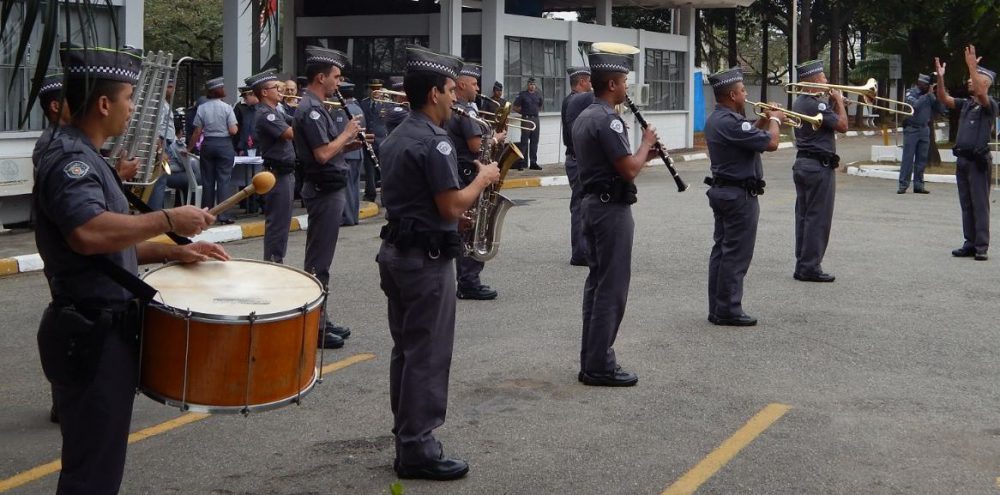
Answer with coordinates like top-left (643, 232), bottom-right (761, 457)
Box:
top-left (361, 79), bottom-right (387, 201)
top-left (293, 46), bottom-right (363, 347)
top-left (514, 77), bottom-right (543, 169)
top-left (572, 51), bottom-right (658, 387)
top-left (337, 81), bottom-right (366, 226)
top-left (936, 45), bottom-right (997, 261)
top-left (561, 66), bottom-right (594, 266)
top-left (704, 67), bottom-right (784, 327)
top-left (32, 73), bottom-right (69, 168)
top-left (447, 63), bottom-right (505, 300)
top-left (384, 76), bottom-right (410, 136)
top-left (247, 69), bottom-right (296, 263)
top-left (898, 73), bottom-right (946, 194)
top-left (188, 76), bottom-right (239, 224)
top-left (34, 44), bottom-right (225, 493)
top-left (791, 60), bottom-right (849, 283)
top-left (377, 46), bottom-right (500, 480)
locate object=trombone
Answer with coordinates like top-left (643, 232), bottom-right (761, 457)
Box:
top-left (372, 88), bottom-right (409, 106)
top-left (785, 78), bottom-right (914, 116)
top-left (476, 108), bottom-right (537, 131)
top-left (283, 94), bottom-right (343, 110)
top-left (747, 100), bottom-right (823, 129)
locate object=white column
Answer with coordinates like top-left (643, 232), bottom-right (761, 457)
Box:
top-left (280, 0), bottom-right (297, 75)
top-left (438, 0), bottom-right (463, 57)
top-left (120, 1), bottom-right (144, 49)
top-left (481, 0), bottom-right (505, 92)
top-left (223, 0), bottom-right (253, 104)
top-left (683, 5), bottom-right (695, 148)
top-left (595, 0), bottom-right (612, 27)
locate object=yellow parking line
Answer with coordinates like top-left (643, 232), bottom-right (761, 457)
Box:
top-left (662, 403), bottom-right (792, 495)
top-left (0, 353), bottom-right (376, 492)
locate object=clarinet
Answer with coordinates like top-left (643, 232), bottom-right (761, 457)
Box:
top-left (332, 91), bottom-right (380, 173)
top-left (624, 95), bottom-right (689, 192)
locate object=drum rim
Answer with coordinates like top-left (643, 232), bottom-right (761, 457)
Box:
top-left (139, 367), bottom-right (319, 414)
top-left (142, 258), bottom-right (326, 322)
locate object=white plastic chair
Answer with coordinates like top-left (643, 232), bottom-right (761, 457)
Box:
top-left (182, 152), bottom-right (203, 207)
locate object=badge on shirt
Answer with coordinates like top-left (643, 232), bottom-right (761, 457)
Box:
top-left (436, 141), bottom-right (453, 156)
top-left (63, 161), bottom-right (90, 179)
top-left (266, 113), bottom-right (276, 122)
top-left (336, 116), bottom-right (344, 123)
top-left (610, 120), bottom-right (624, 134)
top-left (469, 109), bottom-right (478, 118)
top-left (394, 107), bottom-right (404, 112)
top-left (309, 110), bottom-right (321, 120)
top-left (741, 121), bottom-right (753, 132)
top-left (818, 103), bottom-right (827, 111)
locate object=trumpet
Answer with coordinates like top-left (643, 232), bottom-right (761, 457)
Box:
top-left (372, 88), bottom-right (409, 106)
top-left (747, 100), bottom-right (823, 129)
top-left (785, 78), bottom-right (914, 116)
top-left (283, 94), bottom-right (342, 110)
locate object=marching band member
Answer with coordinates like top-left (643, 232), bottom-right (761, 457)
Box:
top-left (561, 65), bottom-right (593, 266)
top-left (897, 73), bottom-right (945, 194)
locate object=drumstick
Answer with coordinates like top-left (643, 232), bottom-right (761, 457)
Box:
top-left (208, 171), bottom-right (277, 216)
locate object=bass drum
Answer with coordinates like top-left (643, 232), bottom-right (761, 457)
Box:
top-left (140, 259), bottom-right (324, 413)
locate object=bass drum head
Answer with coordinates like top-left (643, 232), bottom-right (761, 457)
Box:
top-left (142, 259), bottom-right (324, 321)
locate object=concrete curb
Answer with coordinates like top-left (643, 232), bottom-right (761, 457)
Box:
top-left (846, 164), bottom-right (957, 184)
top-left (1, 201), bottom-right (383, 277)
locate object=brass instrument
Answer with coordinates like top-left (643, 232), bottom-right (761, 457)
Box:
top-left (785, 78), bottom-right (914, 116)
top-left (451, 104), bottom-right (519, 262)
top-left (283, 94), bottom-right (342, 110)
top-left (747, 100), bottom-right (823, 129)
top-left (475, 108), bottom-right (537, 131)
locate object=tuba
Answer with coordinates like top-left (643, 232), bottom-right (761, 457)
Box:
top-left (453, 102), bottom-right (521, 262)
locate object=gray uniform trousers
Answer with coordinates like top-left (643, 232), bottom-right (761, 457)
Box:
top-left (343, 158), bottom-right (362, 225)
top-left (580, 196), bottom-right (634, 373)
top-left (377, 242), bottom-right (456, 465)
top-left (793, 160), bottom-right (836, 276)
top-left (565, 155), bottom-right (588, 263)
top-left (302, 182), bottom-right (346, 321)
top-left (199, 136), bottom-right (235, 215)
top-left (263, 171), bottom-right (295, 263)
top-left (707, 187), bottom-right (760, 318)
top-left (519, 116), bottom-right (541, 167)
top-left (898, 126), bottom-right (930, 190)
top-left (956, 157), bottom-right (991, 253)
top-left (456, 173), bottom-right (485, 290)
top-left (38, 309), bottom-right (138, 494)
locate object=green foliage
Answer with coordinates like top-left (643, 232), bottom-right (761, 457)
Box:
top-left (144, 0), bottom-right (225, 61)
top-left (576, 7), bottom-right (672, 33)
top-left (389, 481), bottom-right (405, 495)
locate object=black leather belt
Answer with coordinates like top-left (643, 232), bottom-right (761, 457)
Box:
top-left (796, 150), bottom-right (840, 168)
top-left (523, 114), bottom-right (538, 118)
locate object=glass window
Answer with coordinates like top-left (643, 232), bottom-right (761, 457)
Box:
top-left (644, 48), bottom-right (685, 111)
top-left (504, 37), bottom-right (566, 111)
top-left (297, 36), bottom-right (428, 90)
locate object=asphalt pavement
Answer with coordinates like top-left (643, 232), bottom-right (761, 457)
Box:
top-left (2, 135), bottom-right (1000, 494)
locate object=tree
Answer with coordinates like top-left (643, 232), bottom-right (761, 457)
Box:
top-left (576, 7), bottom-right (672, 33)
top-left (145, 0), bottom-right (225, 62)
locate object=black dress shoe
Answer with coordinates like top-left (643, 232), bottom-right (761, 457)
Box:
top-left (896, 188), bottom-right (906, 194)
top-left (577, 370), bottom-right (584, 382)
top-left (528, 164), bottom-right (543, 170)
top-left (707, 314), bottom-right (718, 324)
top-left (712, 314), bottom-right (758, 326)
top-left (913, 188), bottom-right (930, 194)
top-left (975, 252), bottom-right (989, 261)
top-left (952, 247), bottom-right (976, 257)
top-left (570, 258), bottom-right (588, 267)
top-left (793, 272), bottom-right (836, 282)
top-left (49, 404), bottom-right (59, 424)
top-left (580, 366), bottom-right (638, 387)
top-left (318, 331), bottom-right (344, 349)
top-left (395, 456), bottom-right (469, 481)
top-left (323, 320), bottom-right (351, 339)
top-left (457, 285), bottom-right (498, 300)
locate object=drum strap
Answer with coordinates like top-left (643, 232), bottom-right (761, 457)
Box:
top-left (89, 255), bottom-right (158, 304)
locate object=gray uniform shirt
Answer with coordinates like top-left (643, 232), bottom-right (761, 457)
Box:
top-left (445, 99), bottom-right (484, 176)
top-left (953, 97), bottom-right (998, 151)
top-left (34, 125), bottom-right (138, 303)
top-left (903, 87), bottom-right (945, 128)
top-left (254, 103), bottom-right (296, 163)
top-left (159, 101), bottom-right (176, 141)
top-left (705, 105), bottom-right (772, 181)
top-left (379, 111), bottom-right (463, 233)
top-left (293, 89), bottom-right (349, 174)
top-left (32, 126), bottom-right (58, 167)
top-left (515, 90), bottom-right (543, 115)
top-left (572, 99), bottom-right (632, 190)
top-left (333, 99), bottom-right (365, 161)
top-left (385, 104), bottom-right (410, 136)
top-left (561, 91), bottom-right (594, 156)
top-left (193, 98), bottom-right (238, 137)
top-left (792, 94), bottom-right (841, 156)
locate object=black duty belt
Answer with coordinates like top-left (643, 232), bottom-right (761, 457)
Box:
top-left (582, 178), bottom-right (638, 204)
top-left (523, 114), bottom-right (538, 118)
top-left (380, 219), bottom-right (463, 260)
top-left (796, 150), bottom-right (840, 168)
top-left (264, 159), bottom-right (296, 174)
top-left (704, 176), bottom-right (766, 196)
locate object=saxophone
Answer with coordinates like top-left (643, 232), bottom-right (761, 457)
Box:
top-left (453, 102), bottom-right (522, 262)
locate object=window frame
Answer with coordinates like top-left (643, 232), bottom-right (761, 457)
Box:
top-left (644, 48), bottom-right (686, 111)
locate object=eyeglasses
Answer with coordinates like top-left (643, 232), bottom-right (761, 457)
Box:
top-left (262, 85), bottom-right (280, 91)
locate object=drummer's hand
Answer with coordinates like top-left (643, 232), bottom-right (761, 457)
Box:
top-left (172, 241), bottom-right (230, 263)
top-left (116, 154), bottom-right (139, 181)
top-left (166, 205), bottom-right (215, 236)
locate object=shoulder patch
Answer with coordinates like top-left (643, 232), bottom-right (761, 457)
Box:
top-left (468, 109), bottom-right (478, 118)
top-left (818, 102), bottom-right (827, 111)
top-left (63, 161), bottom-right (90, 179)
top-left (336, 115), bottom-right (344, 122)
top-left (309, 110), bottom-right (321, 120)
top-left (610, 119), bottom-right (624, 134)
top-left (393, 106), bottom-right (405, 112)
top-left (266, 113), bottom-right (276, 122)
top-left (741, 121), bottom-right (753, 132)
top-left (436, 140), bottom-right (453, 156)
